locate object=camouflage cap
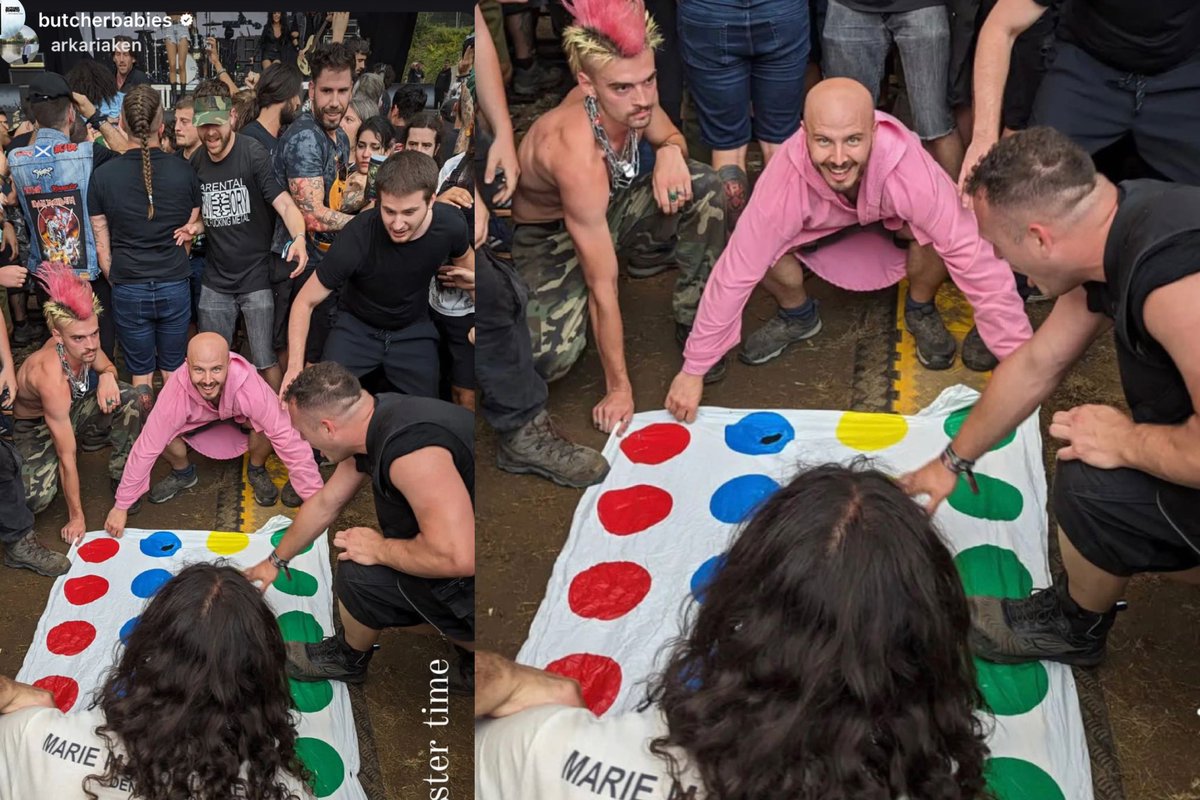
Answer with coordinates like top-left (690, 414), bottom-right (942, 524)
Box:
top-left (193, 95), bottom-right (231, 126)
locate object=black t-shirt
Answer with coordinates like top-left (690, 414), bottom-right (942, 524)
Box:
top-left (316, 203), bottom-right (470, 330)
top-left (87, 149), bottom-right (200, 284)
top-left (240, 120), bottom-right (279, 157)
top-left (1037, 0), bottom-right (1200, 74)
top-left (191, 134), bottom-right (286, 293)
top-left (114, 67), bottom-right (153, 90)
top-left (354, 394), bottom-right (475, 541)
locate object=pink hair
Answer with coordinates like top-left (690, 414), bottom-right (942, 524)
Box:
top-left (562, 0), bottom-right (650, 57)
top-left (37, 261), bottom-right (99, 322)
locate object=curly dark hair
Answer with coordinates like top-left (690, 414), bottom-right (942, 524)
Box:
top-left (645, 462), bottom-right (991, 800)
top-left (84, 563), bottom-right (310, 800)
top-left (67, 59), bottom-right (119, 107)
top-left (308, 42), bottom-right (355, 83)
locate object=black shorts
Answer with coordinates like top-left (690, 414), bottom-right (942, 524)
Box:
top-left (432, 309), bottom-right (475, 390)
top-left (335, 559), bottom-right (474, 642)
top-left (1053, 459), bottom-right (1200, 577)
top-left (322, 312), bottom-right (441, 398)
top-left (271, 261), bottom-right (339, 363)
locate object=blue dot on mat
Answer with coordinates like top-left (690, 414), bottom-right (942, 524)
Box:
top-left (690, 554), bottom-right (726, 603)
top-left (131, 568), bottom-right (173, 599)
top-left (724, 412), bottom-right (795, 456)
top-left (119, 617), bottom-right (139, 645)
top-left (140, 531), bottom-right (181, 558)
top-left (710, 474), bottom-right (780, 523)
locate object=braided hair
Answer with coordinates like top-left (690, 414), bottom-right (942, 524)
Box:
top-left (120, 85), bottom-right (163, 220)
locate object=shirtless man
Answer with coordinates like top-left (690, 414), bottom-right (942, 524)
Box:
top-left (13, 264), bottom-right (143, 545)
top-left (512, 0), bottom-right (727, 436)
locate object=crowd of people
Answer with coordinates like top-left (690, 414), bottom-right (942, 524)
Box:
top-left (0, 24), bottom-right (477, 799)
top-left (475, 0), bottom-right (1200, 796)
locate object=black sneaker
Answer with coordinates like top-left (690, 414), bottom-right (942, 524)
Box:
top-left (247, 465), bottom-right (279, 507)
top-left (286, 636), bottom-right (373, 684)
top-left (961, 325), bottom-right (998, 372)
top-left (675, 323), bottom-right (727, 384)
top-left (968, 583), bottom-right (1116, 667)
top-left (904, 304), bottom-right (956, 370)
top-left (280, 480), bottom-right (302, 508)
top-left (449, 645), bottom-right (474, 696)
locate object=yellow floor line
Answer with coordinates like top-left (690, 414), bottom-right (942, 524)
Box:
top-left (892, 279), bottom-right (991, 415)
top-left (238, 452), bottom-right (298, 532)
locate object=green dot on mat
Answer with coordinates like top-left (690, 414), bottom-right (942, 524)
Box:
top-left (273, 566), bottom-right (319, 597)
top-left (947, 472), bottom-right (1024, 521)
top-left (974, 656), bottom-right (1049, 716)
top-left (271, 528), bottom-right (313, 555)
top-left (289, 677), bottom-right (333, 713)
top-left (944, 406), bottom-right (1016, 451)
top-left (295, 737), bottom-right (345, 797)
top-left (954, 545), bottom-right (1032, 599)
top-left (277, 610), bottom-right (324, 644)
top-left (984, 757), bottom-right (1065, 800)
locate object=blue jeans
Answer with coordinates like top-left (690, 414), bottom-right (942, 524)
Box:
top-left (678, 0), bottom-right (811, 148)
top-left (110, 279), bottom-right (191, 374)
top-left (822, 0), bottom-right (954, 140)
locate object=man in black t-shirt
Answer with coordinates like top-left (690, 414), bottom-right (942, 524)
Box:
top-left (962, 0), bottom-right (1200, 187)
top-left (111, 36), bottom-right (153, 94)
top-left (904, 129), bottom-right (1200, 667)
top-left (241, 63), bottom-right (305, 158)
top-left (280, 151), bottom-right (472, 400)
top-left (245, 362), bottom-right (475, 689)
top-left (178, 91), bottom-right (308, 393)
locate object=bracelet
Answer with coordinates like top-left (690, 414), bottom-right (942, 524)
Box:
top-left (87, 112), bottom-right (106, 130)
top-left (940, 443), bottom-right (979, 495)
top-left (268, 549), bottom-right (291, 579)
top-left (216, 68), bottom-right (228, 78)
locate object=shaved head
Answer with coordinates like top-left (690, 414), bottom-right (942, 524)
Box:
top-left (187, 332), bottom-right (230, 364)
top-left (803, 78), bottom-right (877, 198)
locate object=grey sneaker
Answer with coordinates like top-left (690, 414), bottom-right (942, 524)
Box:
top-left (4, 530), bottom-right (70, 576)
top-left (904, 304), bottom-right (956, 370)
top-left (675, 323), bottom-right (727, 384)
top-left (968, 583), bottom-right (1115, 667)
top-left (286, 636), bottom-right (372, 684)
top-left (280, 480), bottom-right (302, 508)
top-left (247, 466), bottom-right (279, 507)
top-left (739, 308), bottom-right (823, 366)
top-left (512, 60), bottom-right (563, 95)
top-left (148, 468), bottom-right (199, 504)
top-left (496, 411), bottom-right (610, 489)
top-left (961, 325), bottom-right (998, 372)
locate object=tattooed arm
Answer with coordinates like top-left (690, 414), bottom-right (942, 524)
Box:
top-left (340, 171), bottom-right (368, 213)
top-left (90, 215), bottom-right (111, 278)
top-left (289, 176), bottom-right (355, 232)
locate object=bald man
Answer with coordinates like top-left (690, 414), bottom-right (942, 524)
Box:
top-left (104, 333), bottom-right (324, 537)
top-left (666, 79), bottom-right (1033, 422)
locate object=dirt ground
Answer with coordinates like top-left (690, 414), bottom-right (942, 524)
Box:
top-left (0, 388), bottom-right (470, 799)
top-left (476, 270), bottom-right (1200, 799)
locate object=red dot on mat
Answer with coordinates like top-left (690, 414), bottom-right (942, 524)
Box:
top-left (568, 562), bottom-right (652, 621)
top-left (545, 653), bottom-right (622, 716)
top-left (33, 675), bottom-right (80, 712)
top-left (619, 423), bottom-right (691, 465)
top-left (63, 575), bottom-right (109, 606)
top-left (596, 485), bottom-right (672, 535)
top-left (78, 538), bottom-right (119, 563)
top-left (46, 621), bottom-right (97, 656)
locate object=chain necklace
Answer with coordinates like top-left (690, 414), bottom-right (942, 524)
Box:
top-left (585, 94), bottom-right (639, 192)
top-left (57, 342), bottom-right (90, 401)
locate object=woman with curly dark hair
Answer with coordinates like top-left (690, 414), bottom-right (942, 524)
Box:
top-left (0, 563), bottom-right (313, 799)
top-left (476, 463), bottom-right (992, 800)
top-left (67, 59), bottom-right (122, 122)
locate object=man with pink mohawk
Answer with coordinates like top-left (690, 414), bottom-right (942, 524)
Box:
top-left (13, 263), bottom-right (144, 546)
top-left (512, 0), bottom-right (728, 436)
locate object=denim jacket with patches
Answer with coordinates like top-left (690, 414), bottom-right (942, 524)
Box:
top-left (10, 128), bottom-right (100, 280)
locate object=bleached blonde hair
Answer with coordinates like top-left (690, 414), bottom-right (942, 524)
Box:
top-left (562, 0), bottom-right (664, 77)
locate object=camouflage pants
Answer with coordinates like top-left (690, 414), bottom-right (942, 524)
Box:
top-left (13, 382), bottom-right (143, 515)
top-left (513, 159), bottom-right (727, 382)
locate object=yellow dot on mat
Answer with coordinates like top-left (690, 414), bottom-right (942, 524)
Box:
top-left (835, 411), bottom-right (909, 451)
top-left (207, 531), bottom-right (250, 555)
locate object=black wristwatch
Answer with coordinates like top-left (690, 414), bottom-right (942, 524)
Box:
top-left (940, 443), bottom-right (979, 495)
top-left (268, 549), bottom-right (292, 579)
top-left (86, 111), bottom-right (107, 131)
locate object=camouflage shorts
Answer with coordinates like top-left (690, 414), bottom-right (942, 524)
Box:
top-left (14, 382), bottom-right (144, 515)
top-left (513, 159), bottom-right (726, 382)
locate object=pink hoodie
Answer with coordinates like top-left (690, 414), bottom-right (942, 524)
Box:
top-left (682, 111), bottom-right (1033, 375)
top-left (114, 353), bottom-right (324, 510)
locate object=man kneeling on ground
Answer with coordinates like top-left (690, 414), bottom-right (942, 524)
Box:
top-left (105, 333), bottom-right (324, 535)
top-left (245, 362), bottom-right (476, 689)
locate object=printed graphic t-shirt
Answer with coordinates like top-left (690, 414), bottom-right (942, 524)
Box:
top-left (192, 135), bottom-right (286, 294)
top-left (0, 704), bottom-right (313, 799)
top-left (476, 705), bottom-right (704, 800)
top-left (272, 112), bottom-right (351, 267)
